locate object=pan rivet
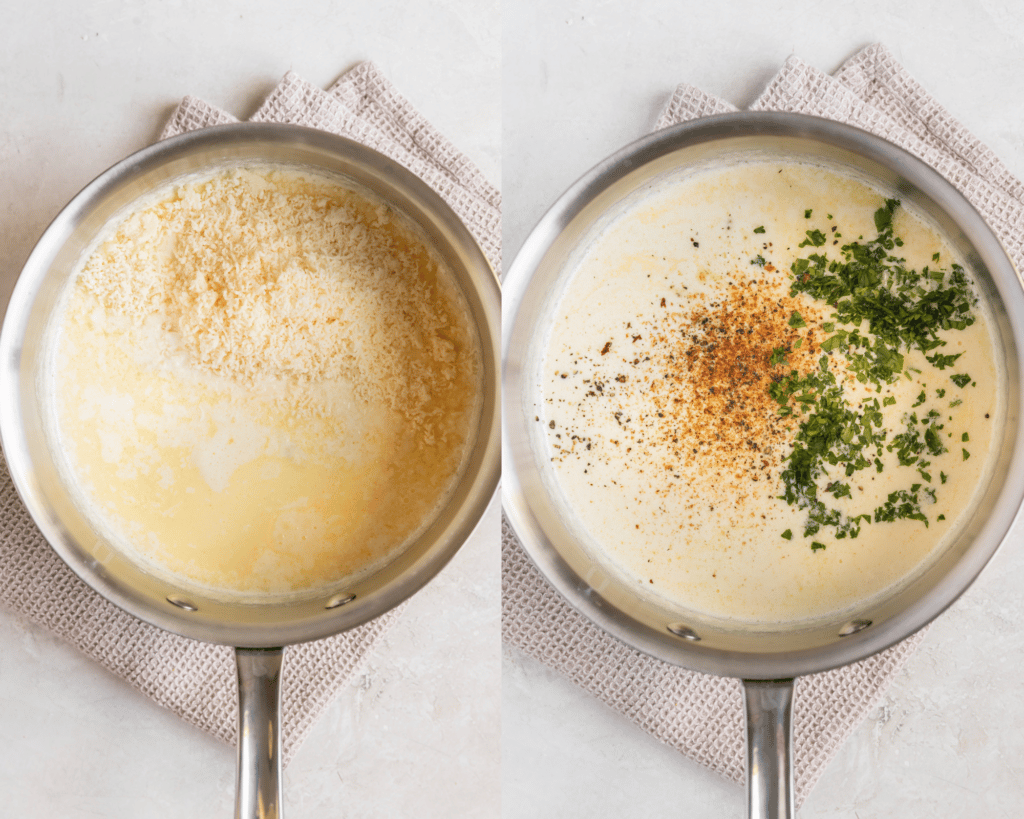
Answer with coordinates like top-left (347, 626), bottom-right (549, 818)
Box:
top-left (839, 619), bottom-right (872, 637)
top-left (325, 593), bottom-right (356, 609)
top-left (166, 595), bottom-right (198, 612)
top-left (667, 623), bottom-right (701, 642)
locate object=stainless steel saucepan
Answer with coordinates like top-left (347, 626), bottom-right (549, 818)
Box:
top-left (0, 123), bottom-right (500, 817)
top-left (502, 112), bottom-right (1024, 818)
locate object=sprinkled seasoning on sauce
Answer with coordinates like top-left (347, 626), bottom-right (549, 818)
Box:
top-left (538, 162), bottom-right (1002, 623)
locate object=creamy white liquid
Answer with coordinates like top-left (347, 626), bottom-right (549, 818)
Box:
top-left (48, 167), bottom-right (482, 597)
top-left (538, 162), bottom-right (1003, 623)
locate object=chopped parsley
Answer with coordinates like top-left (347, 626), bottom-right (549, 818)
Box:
top-left (800, 229), bottom-right (828, 247)
top-left (927, 352), bottom-right (963, 370)
top-left (874, 487), bottom-right (932, 527)
top-left (754, 225), bottom-right (766, 234)
top-left (772, 198), bottom-right (981, 544)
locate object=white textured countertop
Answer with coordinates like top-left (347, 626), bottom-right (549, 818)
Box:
top-left (0, 1), bottom-right (499, 817)
top-left (502, 2), bottom-right (1024, 817)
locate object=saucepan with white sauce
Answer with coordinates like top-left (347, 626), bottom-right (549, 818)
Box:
top-left (0, 124), bottom-right (500, 817)
top-left (503, 112), bottom-right (1024, 818)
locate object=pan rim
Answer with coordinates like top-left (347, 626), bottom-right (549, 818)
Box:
top-left (0, 122), bottom-right (501, 648)
top-left (502, 111), bottom-right (1024, 680)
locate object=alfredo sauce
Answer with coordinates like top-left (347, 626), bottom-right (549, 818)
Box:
top-left (48, 167), bottom-right (482, 597)
top-left (538, 162), bottom-right (1003, 624)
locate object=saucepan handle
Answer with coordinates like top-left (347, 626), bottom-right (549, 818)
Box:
top-left (235, 647), bottom-right (286, 819)
top-left (742, 678), bottom-right (795, 819)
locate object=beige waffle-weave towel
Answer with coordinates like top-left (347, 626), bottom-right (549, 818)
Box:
top-left (0, 61), bottom-right (500, 763)
top-left (161, 62), bottom-right (501, 275)
top-left (502, 42), bottom-right (1024, 805)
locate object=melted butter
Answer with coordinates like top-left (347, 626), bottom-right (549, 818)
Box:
top-left (49, 168), bottom-right (481, 597)
top-left (539, 162), bottom-right (1003, 624)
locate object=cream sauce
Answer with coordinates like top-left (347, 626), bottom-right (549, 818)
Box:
top-left (48, 168), bottom-right (482, 597)
top-left (539, 162), bottom-right (1002, 623)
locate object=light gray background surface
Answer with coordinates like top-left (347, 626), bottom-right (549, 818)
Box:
top-left (502, 2), bottom-right (1024, 818)
top-left (0, 2), bottom-right (499, 817)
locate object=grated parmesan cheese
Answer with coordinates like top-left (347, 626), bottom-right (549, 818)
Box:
top-left (50, 166), bottom-right (482, 596)
top-left (77, 166), bottom-right (473, 436)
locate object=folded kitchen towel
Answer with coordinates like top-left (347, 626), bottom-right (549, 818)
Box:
top-left (502, 42), bottom-right (1024, 805)
top-left (0, 60), bottom-right (500, 763)
top-left (161, 62), bottom-right (501, 275)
